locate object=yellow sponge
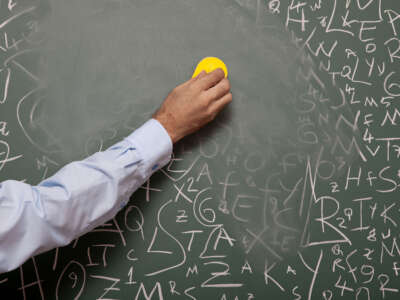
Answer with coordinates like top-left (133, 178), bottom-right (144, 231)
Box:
top-left (192, 57), bottom-right (228, 78)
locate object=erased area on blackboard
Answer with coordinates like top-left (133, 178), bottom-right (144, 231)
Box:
top-left (30, 0), bottom-right (359, 268)
top-left (35, 0), bottom-right (297, 158)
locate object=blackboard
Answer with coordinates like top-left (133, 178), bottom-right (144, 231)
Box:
top-left (1, 0), bottom-right (400, 299)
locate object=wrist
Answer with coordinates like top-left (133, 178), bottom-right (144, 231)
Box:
top-left (153, 114), bottom-right (179, 144)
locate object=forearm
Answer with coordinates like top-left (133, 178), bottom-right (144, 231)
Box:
top-left (0, 119), bottom-right (172, 273)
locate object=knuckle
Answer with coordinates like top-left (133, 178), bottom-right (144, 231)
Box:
top-left (209, 90), bottom-right (218, 100)
top-left (206, 106), bottom-right (216, 119)
top-left (206, 113), bottom-right (214, 122)
top-left (201, 93), bottom-right (213, 104)
top-left (221, 78), bottom-right (230, 92)
top-left (212, 69), bottom-right (223, 80)
top-left (226, 79), bottom-right (231, 90)
top-left (190, 82), bottom-right (201, 93)
top-left (216, 68), bottom-right (224, 77)
top-left (199, 97), bottom-right (209, 109)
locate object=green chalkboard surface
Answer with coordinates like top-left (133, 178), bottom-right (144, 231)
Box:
top-left (1, 0), bottom-right (400, 299)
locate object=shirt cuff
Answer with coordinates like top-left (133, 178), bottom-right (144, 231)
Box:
top-left (125, 118), bottom-right (173, 176)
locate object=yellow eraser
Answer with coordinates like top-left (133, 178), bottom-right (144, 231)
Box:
top-left (192, 57), bottom-right (228, 78)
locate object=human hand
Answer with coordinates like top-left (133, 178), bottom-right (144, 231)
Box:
top-left (153, 68), bottom-right (232, 144)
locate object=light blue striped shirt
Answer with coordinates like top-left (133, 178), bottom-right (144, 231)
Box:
top-left (0, 119), bottom-right (172, 273)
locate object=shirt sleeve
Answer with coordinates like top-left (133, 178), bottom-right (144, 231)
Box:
top-left (0, 118), bottom-right (172, 273)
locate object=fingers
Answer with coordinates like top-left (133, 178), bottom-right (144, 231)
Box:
top-left (210, 92), bottom-right (233, 115)
top-left (196, 70), bottom-right (207, 79)
top-left (204, 77), bottom-right (230, 101)
top-left (181, 70), bottom-right (207, 88)
top-left (196, 68), bottom-right (225, 90)
top-left (190, 70), bottom-right (207, 83)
